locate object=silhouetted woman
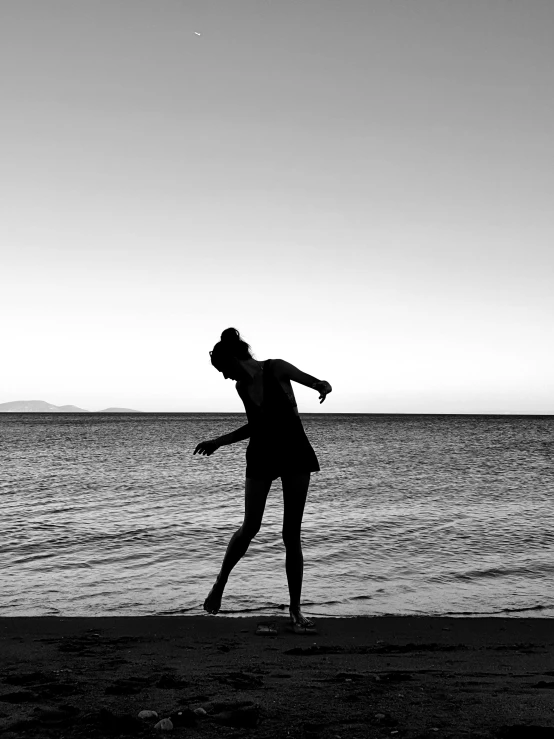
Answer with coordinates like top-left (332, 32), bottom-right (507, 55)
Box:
top-left (194, 328), bottom-right (332, 632)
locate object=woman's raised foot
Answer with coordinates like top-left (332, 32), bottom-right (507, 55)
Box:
top-left (203, 580), bottom-right (225, 614)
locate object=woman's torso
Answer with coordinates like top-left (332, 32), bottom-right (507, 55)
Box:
top-left (237, 359), bottom-right (300, 433)
top-left (238, 359), bottom-right (320, 478)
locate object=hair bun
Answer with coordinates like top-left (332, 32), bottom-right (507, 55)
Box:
top-left (211, 328), bottom-right (253, 366)
top-left (220, 327), bottom-right (241, 344)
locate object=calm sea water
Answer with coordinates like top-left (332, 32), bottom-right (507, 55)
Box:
top-left (1, 413), bottom-right (553, 619)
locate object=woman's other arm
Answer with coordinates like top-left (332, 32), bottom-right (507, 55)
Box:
top-left (274, 359), bottom-right (332, 404)
top-left (216, 424), bottom-right (251, 446)
top-left (194, 424), bottom-right (250, 456)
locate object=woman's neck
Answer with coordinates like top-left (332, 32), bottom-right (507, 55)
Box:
top-left (239, 358), bottom-right (264, 384)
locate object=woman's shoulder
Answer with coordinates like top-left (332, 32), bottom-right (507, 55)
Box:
top-left (264, 358), bottom-right (283, 377)
top-left (266, 358), bottom-right (289, 377)
top-left (265, 358), bottom-right (285, 368)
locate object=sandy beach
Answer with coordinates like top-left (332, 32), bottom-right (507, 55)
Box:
top-left (1, 615), bottom-right (553, 739)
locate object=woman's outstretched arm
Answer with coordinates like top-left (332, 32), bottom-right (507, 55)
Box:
top-left (216, 424), bottom-right (251, 446)
top-left (194, 424), bottom-right (250, 456)
top-left (275, 359), bottom-right (332, 404)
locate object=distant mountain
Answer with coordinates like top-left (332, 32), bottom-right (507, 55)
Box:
top-left (96, 407), bottom-right (141, 413)
top-left (0, 400), bottom-right (140, 413)
top-left (0, 400), bottom-right (90, 412)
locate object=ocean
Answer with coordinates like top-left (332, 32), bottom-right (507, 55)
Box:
top-left (1, 413), bottom-right (553, 619)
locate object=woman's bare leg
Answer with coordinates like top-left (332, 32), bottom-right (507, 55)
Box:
top-left (281, 473), bottom-right (313, 627)
top-left (204, 477), bottom-right (272, 614)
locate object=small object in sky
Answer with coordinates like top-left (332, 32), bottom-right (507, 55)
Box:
top-left (194, 31), bottom-right (201, 35)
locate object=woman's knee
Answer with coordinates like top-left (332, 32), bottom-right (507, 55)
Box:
top-left (282, 528), bottom-right (301, 548)
top-left (240, 522), bottom-right (261, 541)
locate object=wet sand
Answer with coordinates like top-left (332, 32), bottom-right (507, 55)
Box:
top-left (1, 615), bottom-right (553, 738)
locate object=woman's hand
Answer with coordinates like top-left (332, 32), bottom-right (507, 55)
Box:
top-left (312, 380), bottom-right (332, 404)
top-left (193, 439), bottom-right (220, 456)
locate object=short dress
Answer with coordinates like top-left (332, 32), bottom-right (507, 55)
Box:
top-left (242, 359), bottom-right (320, 481)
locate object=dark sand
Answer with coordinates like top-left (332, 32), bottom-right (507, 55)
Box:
top-left (1, 616), bottom-right (553, 739)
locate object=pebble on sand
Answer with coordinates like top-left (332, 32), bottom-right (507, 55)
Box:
top-left (138, 710), bottom-right (159, 720)
top-left (154, 717), bottom-right (174, 731)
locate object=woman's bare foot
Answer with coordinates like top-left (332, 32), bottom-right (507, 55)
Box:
top-left (203, 580), bottom-right (225, 614)
top-left (289, 606), bottom-right (315, 629)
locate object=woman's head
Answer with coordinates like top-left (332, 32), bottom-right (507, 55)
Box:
top-left (210, 328), bottom-right (253, 376)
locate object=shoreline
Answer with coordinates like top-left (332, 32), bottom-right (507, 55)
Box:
top-left (2, 609), bottom-right (552, 619)
top-left (1, 615), bottom-right (553, 738)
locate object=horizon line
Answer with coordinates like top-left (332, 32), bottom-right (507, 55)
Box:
top-left (1, 411), bottom-right (553, 417)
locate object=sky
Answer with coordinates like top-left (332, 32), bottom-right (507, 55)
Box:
top-left (2, 0), bottom-right (553, 413)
